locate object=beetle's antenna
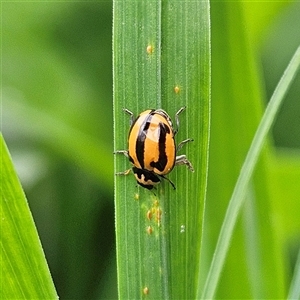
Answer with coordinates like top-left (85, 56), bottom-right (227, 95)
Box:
top-left (159, 175), bottom-right (176, 190)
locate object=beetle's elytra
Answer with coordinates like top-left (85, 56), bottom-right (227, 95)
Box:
top-left (115, 107), bottom-right (194, 190)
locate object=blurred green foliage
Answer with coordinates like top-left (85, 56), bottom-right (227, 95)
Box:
top-left (2, 2), bottom-right (116, 299)
top-left (260, 2), bottom-right (300, 149)
top-left (2, 1), bottom-right (300, 299)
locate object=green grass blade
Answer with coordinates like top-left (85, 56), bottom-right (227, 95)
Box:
top-left (113, 0), bottom-right (210, 298)
top-left (0, 133), bottom-right (57, 299)
top-left (202, 46), bottom-right (300, 300)
top-left (288, 247), bottom-right (300, 300)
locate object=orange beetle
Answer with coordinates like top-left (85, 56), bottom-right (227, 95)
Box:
top-left (115, 107), bottom-right (194, 190)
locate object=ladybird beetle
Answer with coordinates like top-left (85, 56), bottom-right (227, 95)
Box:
top-left (115, 107), bottom-right (194, 190)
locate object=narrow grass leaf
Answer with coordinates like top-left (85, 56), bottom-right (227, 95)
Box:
top-left (113, 0), bottom-right (210, 298)
top-left (202, 46), bottom-right (300, 300)
top-left (288, 246), bottom-right (300, 300)
top-left (0, 134), bottom-right (57, 299)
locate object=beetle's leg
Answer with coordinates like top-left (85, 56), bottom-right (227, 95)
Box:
top-left (175, 155), bottom-right (194, 172)
top-left (114, 150), bottom-right (129, 157)
top-left (114, 151), bottom-right (130, 175)
top-left (114, 150), bottom-right (131, 175)
top-left (115, 169), bottom-right (131, 176)
top-left (114, 150), bottom-right (130, 175)
top-left (159, 175), bottom-right (176, 190)
top-left (174, 106), bottom-right (186, 135)
top-left (176, 138), bottom-right (194, 153)
top-left (123, 108), bottom-right (135, 126)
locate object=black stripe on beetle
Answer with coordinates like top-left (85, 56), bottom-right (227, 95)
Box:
top-left (150, 122), bottom-right (170, 172)
top-left (135, 113), bottom-right (153, 169)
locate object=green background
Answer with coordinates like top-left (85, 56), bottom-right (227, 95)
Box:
top-left (2, 1), bottom-right (300, 299)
